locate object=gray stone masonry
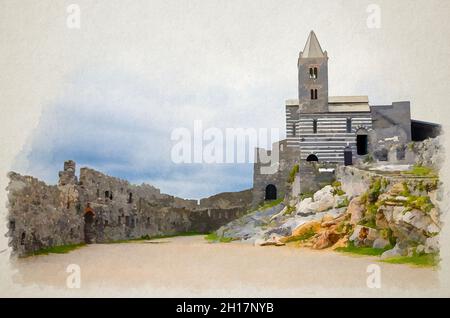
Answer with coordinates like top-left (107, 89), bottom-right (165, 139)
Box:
top-left (6, 161), bottom-right (252, 256)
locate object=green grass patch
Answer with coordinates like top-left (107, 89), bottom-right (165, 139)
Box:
top-left (204, 232), bottom-right (233, 243)
top-left (110, 231), bottom-right (205, 244)
top-left (31, 243), bottom-right (86, 256)
top-left (402, 165), bottom-right (437, 177)
top-left (288, 164), bottom-right (299, 183)
top-left (300, 192), bottom-right (314, 201)
top-left (336, 242), bottom-right (392, 256)
top-left (336, 197), bottom-right (350, 208)
top-left (382, 253), bottom-right (439, 268)
top-left (284, 228), bottom-right (316, 243)
top-left (258, 198), bottom-right (284, 211)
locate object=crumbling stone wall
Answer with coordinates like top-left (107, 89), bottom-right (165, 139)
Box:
top-left (6, 161), bottom-right (252, 256)
top-left (252, 140), bottom-right (301, 206)
top-left (6, 172), bottom-right (84, 256)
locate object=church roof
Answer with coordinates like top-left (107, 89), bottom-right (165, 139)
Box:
top-left (300, 31), bottom-right (325, 58)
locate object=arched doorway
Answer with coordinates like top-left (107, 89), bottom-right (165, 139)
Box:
top-left (356, 129), bottom-right (369, 155)
top-left (83, 204), bottom-right (95, 244)
top-left (265, 184), bottom-right (277, 201)
top-left (306, 154), bottom-right (319, 162)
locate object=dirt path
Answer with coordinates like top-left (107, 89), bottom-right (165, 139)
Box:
top-left (5, 235), bottom-right (441, 297)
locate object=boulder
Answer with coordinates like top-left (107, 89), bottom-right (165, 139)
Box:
top-left (349, 225), bottom-right (379, 247)
top-left (375, 211), bottom-right (389, 229)
top-left (291, 220), bottom-right (321, 237)
top-left (381, 243), bottom-right (407, 259)
top-left (296, 197), bottom-right (314, 214)
top-left (312, 229), bottom-right (341, 249)
top-left (392, 206), bottom-right (405, 223)
top-left (427, 223), bottom-right (440, 235)
top-left (389, 183), bottom-right (405, 196)
top-left (280, 220), bottom-right (321, 243)
top-left (424, 236), bottom-right (439, 254)
top-left (401, 209), bottom-right (432, 231)
top-left (331, 236), bottom-right (348, 250)
top-left (347, 196), bottom-right (365, 225)
top-left (429, 207), bottom-right (440, 226)
top-left (372, 238), bottom-right (390, 249)
top-left (312, 185), bottom-right (336, 212)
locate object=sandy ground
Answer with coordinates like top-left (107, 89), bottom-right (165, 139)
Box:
top-left (1, 235), bottom-right (445, 297)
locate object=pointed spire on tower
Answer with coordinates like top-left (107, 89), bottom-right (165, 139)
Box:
top-left (300, 30), bottom-right (325, 58)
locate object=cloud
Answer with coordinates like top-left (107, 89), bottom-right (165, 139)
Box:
top-left (13, 65), bottom-right (277, 199)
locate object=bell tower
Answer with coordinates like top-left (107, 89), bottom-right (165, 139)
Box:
top-left (298, 31), bottom-right (329, 113)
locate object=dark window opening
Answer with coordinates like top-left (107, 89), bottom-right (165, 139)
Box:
top-left (309, 67), bottom-right (318, 79)
top-left (292, 122), bottom-right (297, 136)
top-left (20, 232), bottom-right (26, 245)
top-left (314, 89), bottom-right (318, 99)
top-left (265, 184), bottom-right (277, 201)
top-left (306, 154), bottom-right (319, 162)
top-left (346, 118), bottom-right (352, 133)
top-left (9, 220), bottom-right (15, 232)
top-left (357, 135), bottom-right (368, 155)
top-left (310, 89), bottom-right (314, 99)
top-left (105, 191), bottom-right (109, 199)
top-left (109, 192), bottom-right (113, 200)
top-left (128, 193), bottom-right (133, 204)
top-left (313, 119), bottom-right (318, 133)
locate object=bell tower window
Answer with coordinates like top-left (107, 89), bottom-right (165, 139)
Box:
top-left (309, 67), bottom-right (318, 79)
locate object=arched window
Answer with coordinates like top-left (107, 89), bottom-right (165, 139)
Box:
top-left (309, 67), bottom-right (314, 78)
top-left (306, 154), bottom-right (319, 162)
top-left (314, 67), bottom-right (318, 78)
top-left (265, 184), bottom-right (277, 201)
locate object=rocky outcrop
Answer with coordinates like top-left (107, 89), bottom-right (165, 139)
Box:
top-left (411, 137), bottom-right (443, 170)
top-left (213, 164), bottom-right (441, 264)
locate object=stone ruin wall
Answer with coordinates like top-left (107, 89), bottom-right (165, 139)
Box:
top-left (6, 161), bottom-right (252, 256)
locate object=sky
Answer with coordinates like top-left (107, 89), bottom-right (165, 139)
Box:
top-left (1, 0), bottom-right (450, 199)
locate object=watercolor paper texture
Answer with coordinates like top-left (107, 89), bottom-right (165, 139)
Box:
top-left (0, 0), bottom-right (449, 297)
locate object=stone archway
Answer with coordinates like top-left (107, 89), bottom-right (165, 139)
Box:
top-left (83, 204), bottom-right (95, 244)
top-left (265, 184), bottom-right (277, 201)
top-left (306, 154), bottom-right (319, 162)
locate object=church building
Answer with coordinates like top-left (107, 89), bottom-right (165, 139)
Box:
top-left (252, 31), bottom-right (440, 206)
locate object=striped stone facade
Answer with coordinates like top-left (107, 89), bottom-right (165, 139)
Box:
top-left (285, 108), bottom-right (373, 163)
